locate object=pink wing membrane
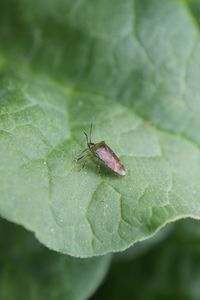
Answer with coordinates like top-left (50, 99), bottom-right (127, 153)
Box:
top-left (95, 144), bottom-right (125, 176)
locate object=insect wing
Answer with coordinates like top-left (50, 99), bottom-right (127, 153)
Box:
top-left (95, 143), bottom-right (125, 176)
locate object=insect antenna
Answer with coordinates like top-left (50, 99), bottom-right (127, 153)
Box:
top-left (83, 131), bottom-right (89, 145)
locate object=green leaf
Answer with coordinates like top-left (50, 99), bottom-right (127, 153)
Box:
top-left (1, 0), bottom-right (200, 257)
top-left (92, 220), bottom-right (200, 300)
top-left (0, 218), bottom-right (111, 300)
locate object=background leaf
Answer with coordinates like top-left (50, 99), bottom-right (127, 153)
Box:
top-left (92, 219), bottom-right (200, 300)
top-left (0, 218), bottom-right (111, 300)
top-left (1, 0), bottom-right (200, 257)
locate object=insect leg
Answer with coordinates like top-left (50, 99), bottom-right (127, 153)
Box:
top-left (76, 149), bottom-right (90, 161)
top-left (77, 154), bottom-right (86, 161)
top-left (77, 147), bottom-right (88, 156)
top-left (89, 122), bottom-right (93, 143)
top-left (78, 153), bottom-right (92, 172)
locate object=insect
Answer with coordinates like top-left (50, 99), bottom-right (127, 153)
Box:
top-left (77, 124), bottom-right (126, 176)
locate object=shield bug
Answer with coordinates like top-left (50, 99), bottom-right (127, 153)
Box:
top-left (77, 124), bottom-right (126, 176)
